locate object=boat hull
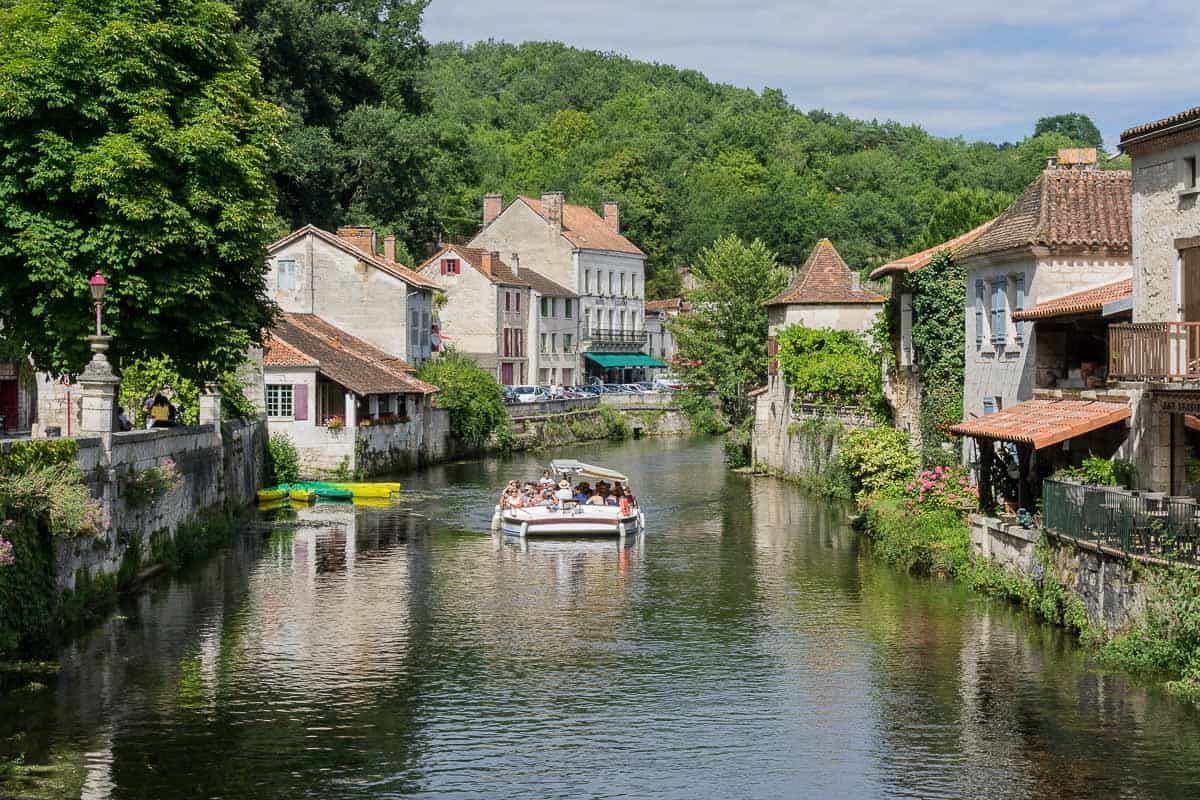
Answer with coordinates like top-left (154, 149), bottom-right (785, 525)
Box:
top-left (494, 506), bottom-right (643, 537)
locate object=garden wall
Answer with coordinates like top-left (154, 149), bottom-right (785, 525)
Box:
top-left (751, 382), bottom-right (874, 480)
top-left (355, 407), bottom-right (450, 476)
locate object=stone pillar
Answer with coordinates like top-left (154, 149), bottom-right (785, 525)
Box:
top-left (77, 336), bottom-right (120, 437)
top-left (978, 440), bottom-right (995, 514)
top-left (344, 392), bottom-right (357, 428)
top-left (200, 382), bottom-right (222, 439)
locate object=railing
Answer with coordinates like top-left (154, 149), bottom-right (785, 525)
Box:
top-left (1109, 322), bottom-right (1200, 381)
top-left (1042, 479), bottom-right (1200, 566)
top-left (582, 327), bottom-right (648, 349)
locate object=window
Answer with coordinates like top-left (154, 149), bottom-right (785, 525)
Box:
top-left (632, 275), bottom-right (638, 298)
top-left (276, 259), bottom-right (298, 291)
top-left (541, 297), bottom-right (549, 318)
top-left (1014, 273), bottom-right (1025, 345)
top-left (619, 310), bottom-right (626, 332)
top-left (899, 292), bottom-right (913, 367)
top-left (551, 333), bottom-right (558, 353)
top-left (982, 397), bottom-right (996, 416)
top-left (1186, 156), bottom-right (1198, 190)
top-left (539, 332), bottom-right (546, 353)
top-left (990, 278), bottom-right (1007, 346)
top-left (564, 299), bottom-right (573, 319)
top-left (515, 291), bottom-right (521, 313)
top-left (505, 291), bottom-right (511, 312)
top-left (441, 258), bottom-right (460, 275)
top-left (563, 333), bottom-right (573, 352)
top-left (620, 273), bottom-right (626, 296)
top-left (549, 298), bottom-right (557, 317)
top-left (975, 280), bottom-right (985, 347)
top-left (608, 272), bottom-right (615, 295)
top-left (585, 270), bottom-right (592, 293)
top-left (266, 384), bottom-right (294, 419)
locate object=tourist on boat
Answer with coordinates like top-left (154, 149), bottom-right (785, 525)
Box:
top-left (604, 491), bottom-right (619, 507)
top-left (500, 484), bottom-right (521, 510)
top-left (619, 490), bottom-right (634, 516)
top-left (573, 483), bottom-right (590, 504)
top-left (538, 469), bottom-right (556, 489)
top-left (586, 490), bottom-right (606, 506)
top-left (556, 480), bottom-right (574, 504)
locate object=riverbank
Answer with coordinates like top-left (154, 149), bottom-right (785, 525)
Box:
top-left (855, 493), bottom-right (1200, 699)
top-left (501, 398), bottom-right (711, 451)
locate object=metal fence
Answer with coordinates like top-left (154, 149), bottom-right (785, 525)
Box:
top-left (1042, 479), bottom-right (1200, 566)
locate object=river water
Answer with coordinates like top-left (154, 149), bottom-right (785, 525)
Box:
top-left (4, 437), bottom-right (1200, 799)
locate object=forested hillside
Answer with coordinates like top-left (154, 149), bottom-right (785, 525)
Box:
top-left (229, 1), bottom-right (1120, 298)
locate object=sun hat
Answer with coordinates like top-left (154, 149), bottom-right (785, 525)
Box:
top-left (559, 479), bottom-right (570, 489)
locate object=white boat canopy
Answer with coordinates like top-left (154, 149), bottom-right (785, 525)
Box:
top-left (549, 459), bottom-right (629, 483)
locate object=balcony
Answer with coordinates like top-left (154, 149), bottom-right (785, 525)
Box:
top-left (581, 327), bottom-right (648, 352)
top-left (1109, 322), bottom-right (1200, 382)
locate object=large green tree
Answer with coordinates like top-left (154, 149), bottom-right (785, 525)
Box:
top-left (1034, 113), bottom-right (1104, 149)
top-left (0, 0), bottom-right (284, 380)
top-left (669, 236), bottom-right (789, 421)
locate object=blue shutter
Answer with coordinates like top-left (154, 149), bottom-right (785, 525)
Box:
top-left (983, 397), bottom-right (995, 415)
top-left (1014, 274), bottom-right (1025, 344)
top-left (975, 280), bottom-right (985, 347)
top-left (991, 279), bottom-right (1006, 345)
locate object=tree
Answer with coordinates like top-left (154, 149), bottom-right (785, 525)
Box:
top-left (1034, 113), bottom-right (1103, 149)
top-left (914, 188), bottom-right (1013, 251)
top-left (668, 236), bottom-right (789, 421)
top-left (416, 350), bottom-right (508, 445)
top-left (0, 0), bottom-right (284, 380)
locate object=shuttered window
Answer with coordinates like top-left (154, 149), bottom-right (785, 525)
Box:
top-left (266, 385), bottom-right (294, 419)
top-left (975, 281), bottom-right (985, 347)
top-left (1014, 273), bottom-right (1026, 344)
top-left (982, 396), bottom-right (995, 416)
top-left (990, 279), bottom-right (1006, 346)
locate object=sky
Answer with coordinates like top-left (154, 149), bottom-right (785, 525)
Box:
top-left (423, 0), bottom-right (1200, 148)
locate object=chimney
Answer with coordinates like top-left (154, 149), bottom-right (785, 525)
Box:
top-left (511, 252), bottom-right (520, 276)
top-left (336, 226), bottom-right (376, 256)
top-left (1056, 148), bottom-right (1098, 169)
top-left (483, 193), bottom-right (503, 226)
top-left (480, 250), bottom-right (497, 275)
top-left (603, 201), bottom-right (620, 233)
top-left (541, 191), bottom-right (564, 233)
top-left (383, 234), bottom-right (396, 263)
top-left (851, 273), bottom-right (862, 292)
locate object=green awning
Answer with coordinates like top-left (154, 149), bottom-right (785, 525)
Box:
top-left (584, 352), bottom-right (668, 369)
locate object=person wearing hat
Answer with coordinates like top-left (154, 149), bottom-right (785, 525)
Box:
top-left (555, 479), bottom-right (573, 505)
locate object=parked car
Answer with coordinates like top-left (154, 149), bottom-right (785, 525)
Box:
top-left (599, 384), bottom-right (626, 394)
top-left (502, 387), bottom-right (518, 404)
top-left (511, 385), bottom-right (548, 403)
top-left (623, 383), bottom-right (650, 394)
top-left (634, 382), bottom-right (660, 394)
top-left (574, 385), bottom-right (602, 396)
top-left (654, 375), bottom-right (684, 391)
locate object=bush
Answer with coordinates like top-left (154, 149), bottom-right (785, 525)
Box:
top-left (837, 426), bottom-right (919, 497)
top-left (900, 463), bottom-right (978, 513)
top-left (1052, 454), bottom-right (1137, 489)
top-left (416, 350), bottom-right (508, 445)
top-left (118, 356), bottom-right (255, 428)
top-left (775, 325), bottom-right (884, 413)
top-left (724, 418), bottom-right (752, 467)
top-left (0, 463), bottom-right (105, 539)
top-left (860, 496), bottom-right (970, 576)
top-left (267, 434), bottom-right (300, 484)
top-left (674, 390), bottom-right (724, 436)
top-left (121, 459), bottom-right (183, 510)
top-left (599, 405), bottom-right (632, 439)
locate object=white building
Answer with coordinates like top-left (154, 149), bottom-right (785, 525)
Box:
top-left (764, 238), bottom-right (885, 343)
top-left (469, 192), bottom-right (662, 382)
top-left (644, 298), bottom-right (689, 375)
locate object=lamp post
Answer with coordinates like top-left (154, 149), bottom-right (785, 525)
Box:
top-left (89, 271), bottom-right (107, 337)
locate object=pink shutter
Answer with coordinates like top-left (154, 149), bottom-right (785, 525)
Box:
top-left (516, 292), bottom-right (521, 312)
top-left (293, 383), bottom-right (308, 420)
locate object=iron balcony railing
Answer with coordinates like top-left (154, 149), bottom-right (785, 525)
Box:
top-left (1042, 479), bottom-right (1200, 566)
top-left (582, 327), bottom-right (648, 348)
top-left (1109, 322), bottom-right (1200, 381)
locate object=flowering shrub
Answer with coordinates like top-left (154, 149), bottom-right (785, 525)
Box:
top-left (837, 426), bottom-right (920, 496)
top-left (0, 463), bottom-right (106, 538)
top-left (0, 524), bottom-right (14, 569)
top-left (325, 415), bottom-right (345, 430)
top-left (902, 464), bottom-right (978, 513)
top-left (121, 458), bottom-right (184, 510)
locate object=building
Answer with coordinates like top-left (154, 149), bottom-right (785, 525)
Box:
top-left (764, 238), bottom-right (885, 343)
top-left (644, 298), bottom-right (689, 375)
top-left (468, 192), bottom-right (663, 382)
top-left (266, 225), bottom-right (438, 367)
top-left (525, 269), bottom-right (581, 387)
top-left (0, 357), bottom-right (35, 435)
top-left (262, 313), bottom-right (443, 475)
top-left (869, 219), bottom-right (996, 450)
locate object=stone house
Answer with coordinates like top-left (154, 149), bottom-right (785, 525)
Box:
top-left (418, 244), bottom-right (578, 386)
top-left (265, 225), bottom-right (438, 367)
top-left (262, 313), bottom-right (443, 475)
top-left (869, 219), bottom-right (996, 451)
top-left (468, 192), bottom-right (662, 382)
top-left (644, 298), bottom-right (689, 376)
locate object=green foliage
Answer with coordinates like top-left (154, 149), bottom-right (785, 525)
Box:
top-left (416, 350), bottom-right (508, 445)
top-left (837, 426), bottom-right (920, 497)
top-left (673, 391), bottom-right (724, 436)
top-left (118, 356), bottom-right (255, 428)
top-left (912, 188), bottom-right (1013, 251)
top-left (266, 434), bottom-right (300, 484)
top-left (1052, 455), bottom-right (1137, 489)
top-left (0, 440), bottom-right (78, 476)
top-left (723, 418), bottom-right (753, 468)
top-left (859, 497), bottom-right (969, 577)
top-left (669, 236), bottom-right (789, 421)
top-left (1098, 568), bottom-right (1200, 697)
top-left (1034, 113), bottom-right (1104, 149)
top-left (598, 405), bottom-right (632, 439)
top-left (775, 325), bottom-right (883, 413)
top-left (909, 251), bottom-right (966, 464)
top-left (120, 460), bottom-right (183, 510)
top-left (0, 0), bottom-right (284, 380)
top-left (0, 464), bottom-right (105, 539)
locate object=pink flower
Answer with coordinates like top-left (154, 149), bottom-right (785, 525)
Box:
top-left (0, 536), bottom-right (13, 569)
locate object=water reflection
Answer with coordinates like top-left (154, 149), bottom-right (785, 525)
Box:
top-left (3, 438), bottom-right (1200, 799)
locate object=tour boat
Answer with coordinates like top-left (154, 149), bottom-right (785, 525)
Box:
top-left (491, 459), bottom-right (645, 538)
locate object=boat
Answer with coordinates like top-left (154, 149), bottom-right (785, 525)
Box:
top-left (289, 482), bottom-right (354, 502)
top-left (256, 484), bottom-right (290, 503)
top-left (491, 459), bottom-right (644, 538)
top-left (329, 482), bottom-right (400, 498)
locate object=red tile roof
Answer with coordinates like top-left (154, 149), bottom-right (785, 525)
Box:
top-left (1121, 106), bottom-right (1200, 144)
top-left (869, 218), bottom-right (998, 279)
top-left (956, 169), bottom-right (1131, 261)
top-left (265, 313), bottom-right (437, 396)
top-left (1011, 278), bottom-right (1132, 321)
top-left (515, 197), bottom-right (645, 256)
top-left (419, 245), bottom-right (576, 296)
top-left (948, 398), bottom-right (1130, 450)
top-left (764, 239), bottom-right (885, 306)
top-left (269, 225), bottom-right (440, 290)
top-left (645, 297), bottom-right (689, 313)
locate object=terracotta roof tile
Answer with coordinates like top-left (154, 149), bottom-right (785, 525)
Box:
top-left (948, 398), bottom-right (1130, 450)
top-left (418, 245), bottom-right (529, 287)
top-left (645, 297), bottom-right (689, 313)
top-left (269, 225), bottom-right (439, 290)
top-left (956, 169), bottom-right (1131, 261)
top-left (1121, 106), bottom-right (1200, 144)
top-left (267, 313), bottom-right (437, 396)
top-left (1012, 278), bottom-right (1132, 321)
top-left (518, 268), bottom-right (576, 297)
top-left (764, 239), bottom-right (885, 306)
top-left (262, 334), bottom-right (317, 367)
top-left (869, 218), bottom-right (998, 279)
top-left (516, 197), bottom-right (645, 256)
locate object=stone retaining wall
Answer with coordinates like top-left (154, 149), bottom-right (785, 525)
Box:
top-left (752, 382), bottom-right (875, 480)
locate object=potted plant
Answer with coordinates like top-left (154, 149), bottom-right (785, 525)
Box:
top-left (326, 415), bottom-right (345, 430)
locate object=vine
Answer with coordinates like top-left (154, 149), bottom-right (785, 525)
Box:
top-left (909, 250), bottom-right (966, 465)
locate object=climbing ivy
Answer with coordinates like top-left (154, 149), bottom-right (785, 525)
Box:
top-left (909, 251), bottom-right (966, 465)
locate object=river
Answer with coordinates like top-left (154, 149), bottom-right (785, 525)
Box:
top-left (3, 437), bottom-right (1200, 799)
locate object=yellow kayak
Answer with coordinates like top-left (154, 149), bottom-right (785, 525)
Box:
top-left (256, 498), bottom-right (292, 512)
top-left (256, 486), bottom-right (289, 502)
top-left (289, 488), bottom-right (316, 503)
top-left (350, 496), bottom-right (393, 508)
top-left (330, 482), bottom-right (400, 498)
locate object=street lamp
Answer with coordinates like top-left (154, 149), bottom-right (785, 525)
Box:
top-left (89, 271), bottom-right (107, 337)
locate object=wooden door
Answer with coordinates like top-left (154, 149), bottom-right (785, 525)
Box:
top-left (500, 362), bottom-right (514, 386)
top-left (0, 380), bottom-right (17, 432)
top-left (1184, 247), bottom-right (1200, 322)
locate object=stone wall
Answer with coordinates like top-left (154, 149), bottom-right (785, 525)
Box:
top-left (55, 419), bottom-right (267, 591)
top-left (751, 382), bottom-right (874, 480)
top-left (355, 405), bottom-right (450, 476)
top-left (968, 514), bottom-right (1148, 635)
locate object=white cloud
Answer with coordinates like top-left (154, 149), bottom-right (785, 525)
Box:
top-left (423, 0), bottom-right (1200, 144)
